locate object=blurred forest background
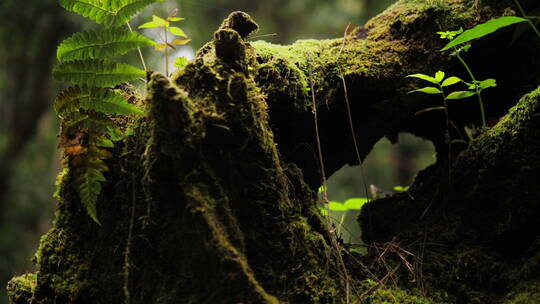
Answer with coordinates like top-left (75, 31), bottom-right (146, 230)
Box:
top-left (0, 0), bottom-right (435, 301)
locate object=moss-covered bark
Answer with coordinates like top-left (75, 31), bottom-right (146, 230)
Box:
top-left (7, 0), bottom-right (540, 303)
top-left (360, 85), bottom-right (540, 304)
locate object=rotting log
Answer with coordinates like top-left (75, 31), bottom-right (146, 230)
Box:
top-left (7, 0), bottom-right (540, 303)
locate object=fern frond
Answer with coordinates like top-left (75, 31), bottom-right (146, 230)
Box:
top-left (76, 164), bottom-right (104, 224)
top-left (57, 29), bottom-right (155, 61)
top-left (73, 142), bottom-right (112, 224)
top-left (53, 60), bottom-right (145, 87)
top-left (107, 0), bottom-right (166, 27)
top-left (59, 0), bottom-right (164, 27)
top-left (55, 86), bottom-right (144, 116)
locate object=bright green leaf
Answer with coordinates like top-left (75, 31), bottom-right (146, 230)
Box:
top-left (167, 17), bottom-right (184, 22)
top-left (441, 16), bottom-right (527, 51)
top-left (435, 71), bottom-right (445, 82)
top-left (410, 87), bottom-right (443, 94)
top-left (344, 198), bottom-right (369, 210)
top-left (328, 201), bottom-right (347, 211)
top-left (406, 73), bottom-right (438, 84)
top-left (477, 78), bottom-right (497, 90)
top-left (461, 44), bottom-right (472, 52)
top-left (168, 26), bottom-right (187, 37)
top-left (154, 15), bottom-right (169, 26)
top-left (446, 91), bottom-right (476, 100)
top-left (138, 21), bottom-right (162, 28)
top-left (174, 57), bottom-right (188, 68)
top-left (437, 28), bottom-right (463, 40)
top-left (140, 15), bottom-right (169, 28)
top-left (441, 76), bottom-right (463, 87)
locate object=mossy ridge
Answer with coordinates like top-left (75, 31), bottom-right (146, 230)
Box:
top-left (146, 50), bottom-right (343, 301)
top-left (242, 0), bottom-right (525, 188)
top-left (171, 11), bottom-right (443, 303)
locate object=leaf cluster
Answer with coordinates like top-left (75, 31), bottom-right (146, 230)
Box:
top-left (408, 72), bottom-right (495, 100)
top-left (139, 12), bottom-right (191, 51)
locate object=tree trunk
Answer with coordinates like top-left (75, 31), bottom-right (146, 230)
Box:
top-left (7, 0), bottom-right (540, 303)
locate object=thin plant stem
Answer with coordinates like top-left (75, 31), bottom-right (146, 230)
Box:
top-left (123, 172), bottom-right (137, 304)
top-left (127, 23), bottom-right (148, 71)
top-left (455, 51), bottom-right (486, 126)
top-left (438, 85), bottom-right (452, 180)
top-left (514, 0), bottom-right (540, 39)
top-left (164, 27), bottom-right (169, 76)
top-left (307, 55), bottom-right (351, 304)
top-left (337, 23), bottom-right (371, 200)
top-left (337, 212), bottom-right (346, 236)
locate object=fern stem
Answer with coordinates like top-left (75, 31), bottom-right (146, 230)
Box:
top-left (127, 22), bottom-right (148, 71)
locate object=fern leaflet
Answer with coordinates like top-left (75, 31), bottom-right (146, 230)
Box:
top-left (55, 86), bottom-right (144, 116)
top-left (57, 29), bottom-right (156, 61)
top-left (53, 59), bottom-right (145, 87)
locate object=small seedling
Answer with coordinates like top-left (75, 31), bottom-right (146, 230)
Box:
top-left (438, 16), bottom-right (526, 126)
top-left (407, 70), bottom-right (472, 164)
top-left (139, 8), bottom-right (191, 75)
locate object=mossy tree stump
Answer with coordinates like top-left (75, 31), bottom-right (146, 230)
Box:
top-left (7, 0), bottom-right (540, 303)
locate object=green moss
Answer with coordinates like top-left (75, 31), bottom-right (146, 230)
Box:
top-left (504, 281), bottom-right (540, 304)
top-left (360, 85), bottom-right (540, 304)
top-left (355, 280), bottom-right (438, 304)
top-left (7, 273), bottom-right (36, 304)
top-left (12, 2), bottom-right (534, 303)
